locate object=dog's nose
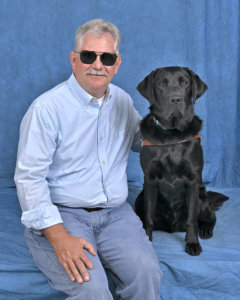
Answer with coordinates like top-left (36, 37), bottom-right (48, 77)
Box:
top-left (170, 97), bottom-right (182, 104)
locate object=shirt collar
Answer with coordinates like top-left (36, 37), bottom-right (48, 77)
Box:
top-left (67, 73), bottom-right (111, 106)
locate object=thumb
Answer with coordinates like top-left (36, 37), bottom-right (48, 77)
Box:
top-left (82, 239), bottom-right (96, 256)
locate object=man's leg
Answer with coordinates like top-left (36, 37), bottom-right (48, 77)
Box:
top-left (96, 202), bottom-right (162, 300)
top-left (24, 207), bottom-right (113, 300)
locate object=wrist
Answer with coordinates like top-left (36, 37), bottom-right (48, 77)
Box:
top-left (42, 223), bottom-right (69, 247)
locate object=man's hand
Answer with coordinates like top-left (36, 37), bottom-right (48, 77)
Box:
top-left (42, 224), bottom-right (96, 284)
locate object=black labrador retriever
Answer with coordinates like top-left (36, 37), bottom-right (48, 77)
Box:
top-left (135, 67), bottom-right (228, 256)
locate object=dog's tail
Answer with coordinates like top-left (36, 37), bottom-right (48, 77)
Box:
top-left (207, 191), bottom-right (229, 210)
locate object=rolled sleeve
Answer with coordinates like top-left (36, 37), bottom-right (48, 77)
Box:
top-left (21, 205), bottom-right (63, 233)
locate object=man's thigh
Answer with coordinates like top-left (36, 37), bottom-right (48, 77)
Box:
top-left (24, 209), bottom-right (112, 299)
top-left (96, 202), bottom-right (162, 299)
top-left (97, 202), bottom-right (158, 262)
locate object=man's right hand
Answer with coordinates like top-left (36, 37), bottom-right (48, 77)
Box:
top-left (42, 224), bottom-right (96, 284)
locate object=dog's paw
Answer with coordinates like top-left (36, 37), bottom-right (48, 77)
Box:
top-left (145, 228), bottom-right (153, 241)
top-left (185, 242), bottom-right (202, 256)
top-left (199, 224), bottom-right (214, 239)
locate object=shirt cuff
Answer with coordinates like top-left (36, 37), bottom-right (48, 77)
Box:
top-left (21, 205), bottom-right (63, 233)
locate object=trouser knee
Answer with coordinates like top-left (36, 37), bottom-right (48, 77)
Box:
top-left (66, 280), bottom-right (113, 300)
top-left (137, 256), bottom-right (162, 284)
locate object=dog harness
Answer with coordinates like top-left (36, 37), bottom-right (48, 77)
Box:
top-left (142, 134), bottom-right (201, 146)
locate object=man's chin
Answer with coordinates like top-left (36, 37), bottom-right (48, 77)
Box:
top-left (87, 81), bottom-right (108, 94)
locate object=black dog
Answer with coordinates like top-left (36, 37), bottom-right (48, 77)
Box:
top-left (135, 67), bottom-right (228, 256)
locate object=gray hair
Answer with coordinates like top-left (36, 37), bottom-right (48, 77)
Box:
top-left (73, 19), bottom-right (121, 54)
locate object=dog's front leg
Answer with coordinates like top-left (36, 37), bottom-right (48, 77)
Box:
top-left (144, 180), bottom-right (158, 241)
top-left (185, 181), bottom-right (202, 256)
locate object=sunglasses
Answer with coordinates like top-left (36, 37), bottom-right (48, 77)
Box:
top-left (74, 50), bottom-right (118, 66)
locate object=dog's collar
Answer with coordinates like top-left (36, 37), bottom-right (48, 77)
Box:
top-left (142, 134), bottom-right (201, 146)
top-left (153, 117), bottom-right (160, 126)
top-left (153, 116), bottom-right (168, 131)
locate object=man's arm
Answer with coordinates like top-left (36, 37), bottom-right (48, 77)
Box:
top-left (130, 103), bottom-right (142, 152)
top-left (15, 104), bottom-right (95, 283)
top-left (14, 104), bottom-right (62, 230)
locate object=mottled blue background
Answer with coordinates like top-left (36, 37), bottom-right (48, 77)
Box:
top-left (0, 0), bottom-right (239, 188)
top-left (1, 1), bottom-right (240, 299)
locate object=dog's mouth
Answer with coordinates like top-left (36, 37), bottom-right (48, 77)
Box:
top-left (170, 117), bottom-right (178, 129)
top-left (166, 116), bottom-right (184, 131)
top-left (170, 114), bottom-right (193, 131)
top-left (152, 103), bottom-right (195, 132)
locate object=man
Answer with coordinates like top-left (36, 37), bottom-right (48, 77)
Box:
top-left (14, 19), bottom-right (162, 299)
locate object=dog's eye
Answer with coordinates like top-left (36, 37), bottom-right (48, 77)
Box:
top-left (180, 81), bottom-right (188, 87)
top-left (159, 81), bottom-right (168, 87)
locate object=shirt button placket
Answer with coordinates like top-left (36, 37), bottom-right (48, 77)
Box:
top-left (97, 109), bottom-right (108, 196)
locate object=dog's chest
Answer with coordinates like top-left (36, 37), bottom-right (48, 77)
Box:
top-left (141, 142), bottom-right (199, 183)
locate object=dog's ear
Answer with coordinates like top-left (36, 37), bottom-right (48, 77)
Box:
top-left (187, 68), bottom-right (208, 103)
top-left (137, 70), bottom-right (157, 104)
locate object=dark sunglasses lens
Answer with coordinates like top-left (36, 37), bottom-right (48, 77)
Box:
top-left (80, 51), bottom-right (96, 64)
top-left (101, 53), bottom-right (117, 66)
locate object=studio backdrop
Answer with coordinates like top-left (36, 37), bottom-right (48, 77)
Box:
top-left (0, 0), bottom-right (239, 189)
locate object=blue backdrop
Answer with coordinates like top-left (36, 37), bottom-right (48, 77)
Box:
top-left (1, 1), bottom-right (240, 299)
top-left (0, 0), bottom-right (239, 189)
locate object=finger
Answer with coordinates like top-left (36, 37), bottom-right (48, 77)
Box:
top-left (79, 250), bottom-right (94, 270)
top-left (62, 261), bottom-right (77, 283)
top-left (68, 260), bottom-right (83, 284)
top-left (74, 258), bottom-right (90, 282)
top-left (81, 239), bottom-right (96, 256)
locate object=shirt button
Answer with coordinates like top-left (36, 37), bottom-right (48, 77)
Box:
top-left (99, 137), bottom-right (103, 141)
top-left (102, 161), bottom-right (106, 165)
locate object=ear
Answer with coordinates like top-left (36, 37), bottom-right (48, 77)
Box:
top-left (70, 51), bottom-right (77, 72)
top-left (137, 70), bottom-right (157, 104)
top-left (186, 68), bottom-right (208, 103)
top-left (114, 55), bottom-right (122, 74)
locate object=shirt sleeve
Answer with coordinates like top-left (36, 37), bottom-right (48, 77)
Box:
top-left (129, 100), bottom-right (142, 153)
top-left (14, 103), bottom-right (63, 232)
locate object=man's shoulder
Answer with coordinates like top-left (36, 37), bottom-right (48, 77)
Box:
top-left (31, 79), bottom-right (69, 110)
top-left (109, 83), bottom-right (133, 103)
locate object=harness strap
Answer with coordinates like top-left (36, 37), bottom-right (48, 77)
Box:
top-left (142, 134), bottom-right (201, 146)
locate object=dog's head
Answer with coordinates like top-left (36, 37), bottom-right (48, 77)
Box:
top-left (137, 67), bottom-right (208, 131)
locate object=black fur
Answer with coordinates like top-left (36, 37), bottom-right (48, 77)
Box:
top-left (135, 67), bottom-right (228, 256)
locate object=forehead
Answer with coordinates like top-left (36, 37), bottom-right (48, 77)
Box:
top-left (80, 32), bottom-right (116, 52)
top-left (155, 67), bottom-right (191, 81)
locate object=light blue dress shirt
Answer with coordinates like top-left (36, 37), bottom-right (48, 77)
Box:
top-left (14, 74), bottom-right (141, 231)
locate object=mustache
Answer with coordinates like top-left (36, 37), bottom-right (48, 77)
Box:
top-left (85, 69), bottom-right (109, 77)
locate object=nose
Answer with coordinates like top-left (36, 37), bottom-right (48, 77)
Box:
top-left (92, 55), bottom-right (104, 69)
top-left (169, 97), bottom-right (182, 104)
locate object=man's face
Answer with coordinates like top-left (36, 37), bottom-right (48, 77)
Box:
top-left (70, 32), bottom-right (121, 98)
